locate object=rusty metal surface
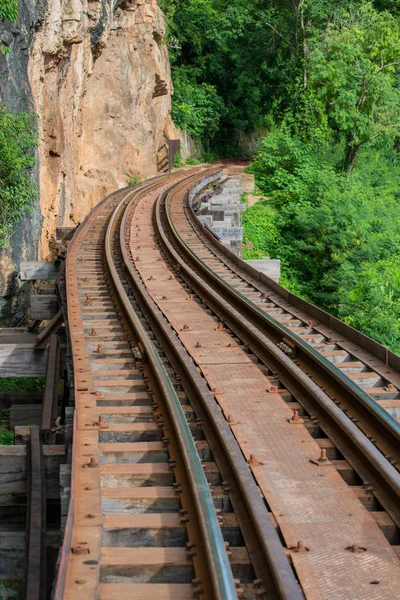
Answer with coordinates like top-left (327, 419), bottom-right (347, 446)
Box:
top-left (58, 173), bottom-right (241, 600)
top-left (123, 177), bottom-right (303, 599)
top-left (129, 173), bottom-right (400, 599)
top-left (57, 186), bottom-right (129, 599)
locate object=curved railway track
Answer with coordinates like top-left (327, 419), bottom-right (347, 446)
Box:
top-left (56, 166), bottom-right (400, 599)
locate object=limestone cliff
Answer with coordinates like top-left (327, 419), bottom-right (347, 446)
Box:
top-left (0, 0), bottom-right (177, 321)
top-left (29, 0), bottom-right (173, 259)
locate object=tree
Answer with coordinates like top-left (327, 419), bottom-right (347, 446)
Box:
top-left (171, 66), bottom-right (224, 138)
top-left (306, 2), bottom-right (400, 172)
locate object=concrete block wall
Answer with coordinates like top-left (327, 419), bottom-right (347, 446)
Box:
top-left (191, 173), bottom-right (281, 280)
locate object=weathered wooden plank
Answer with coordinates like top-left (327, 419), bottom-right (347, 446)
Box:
top-left (0, 445), bottom-right (65, 498)
top-left (20, 261), bottom-right (60, 282)
top-left (30, 295), bottom-right (59, 320)
top-left (0, 333), bottom-right (38, 344)
top-left (0, 530), bottom-right (60, 579)
top-left (41, 335), bottom-right (59, 435)
top-left (35, 309), bottom-right (63, 349)
top-left (0, 392), bottom-right (43, 408)
top-left (0, 345), bottom-right (48, 377)
top-left (10, 404), bottom-right (42, 428)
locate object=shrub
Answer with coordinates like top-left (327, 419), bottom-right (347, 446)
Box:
top-left (0, 107), bottom-right (38, 247)
top-left (125, 172), bottom-right (142, 186)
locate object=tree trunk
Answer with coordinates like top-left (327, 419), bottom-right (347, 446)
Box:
top-left (343, 137), bottom-right (360, 174)
top-left (299, 0), bottom-right (307, 89)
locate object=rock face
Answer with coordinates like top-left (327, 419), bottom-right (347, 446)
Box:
top-left (0, 1), bottom-right (46, 323)
top-left (0, 0), bottom-right (176, 321)
top-left (29, 0), bottom-right (173, 259)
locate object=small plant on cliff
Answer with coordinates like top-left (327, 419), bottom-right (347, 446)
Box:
top-left (0, 0), bottom-right (18, 22)
top-left (0, 107), bottom-right (38, 247)
top-left (125, 172), bottom-right (142, 186)
top-left (173, 150), bottom-right (184, 168)
top-left (0, 0), bottom-right (18, 53)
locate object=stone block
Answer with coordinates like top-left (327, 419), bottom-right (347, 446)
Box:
top-left (211, 192), bottom-right (241, 204)
top-left (213, 217), bottom-right (234, 227)
top-left (199, 215), bottom-right (214, 227)
top-left (222, 179), bottom-right (241, 188)
top-left (212, 227), bottom-right (243, 241)
top-left (244, 259), bottom-right (281, 282)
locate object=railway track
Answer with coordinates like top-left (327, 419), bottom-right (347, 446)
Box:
top-left (56, 171), bottom-right (301, 600)
top-left (56, 166), bottom-right (400, 599)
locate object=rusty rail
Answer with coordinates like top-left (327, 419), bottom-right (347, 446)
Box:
top-left (159, 173), bottom-right (400, 529)
top-left (121, 173), bottom-right (303, 599)
top-left (106, 180), bottom-right (239, 600)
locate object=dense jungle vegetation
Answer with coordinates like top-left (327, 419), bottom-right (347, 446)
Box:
top-left (0, 1), bottom-right (38, 249)
top-left (162, 0), bottom-right (400, 353)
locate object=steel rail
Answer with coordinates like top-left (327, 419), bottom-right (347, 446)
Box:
top-left (186, 176), bottom-right (400, 450)
top-left (105, 178), bottom-right (238, 600)
top-left (186, 179), bottom-right (400, 447)
top-left (54, 177), bottom-right (169, 600)
top-left (157, 173), bottom-right (400, 529)
top-left (123, 172), bottom-right (305, 600)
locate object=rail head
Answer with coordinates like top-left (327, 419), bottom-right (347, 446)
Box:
top-left (105, 175), bottom-right (238, 600)
top-left (171, 173), bottom-right (400, 446)
top-left (159, 172), bottom-right (400, 528)
top-left (154, 174), bottom-right (304, 600)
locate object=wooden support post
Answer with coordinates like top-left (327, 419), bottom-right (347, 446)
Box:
top-left (25, 427), bottom-right (46, 600)
top-left (35, 309), bottom-right (63, 350)
top-left (41, 335), bottom-right (59, 438)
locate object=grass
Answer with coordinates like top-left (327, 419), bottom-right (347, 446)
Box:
top-left (0, 377), bottom-right (45, 393)
top-left (125, 172), bottom-right (142, 186)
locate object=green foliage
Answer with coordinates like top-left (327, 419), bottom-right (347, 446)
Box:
top-left (248, 127), bottom-right (340, 205)
top-left (185, 156), bottom-right (201, 165)
top-left (125, 172), bottom-right (142, 186)
top-left (306, 2), bottom-right (400, 171)
top-left (162, 0), bottom-right (400, 352)
top-left (0, 107), bottom-right (38, 247)
top-left (247, 125), bottom-right (400, 352)
top-left (242, 199), bottom-right (279, 255)
top-left (337, 258), bottom-right (400, 352)
top-left (0, 427), bottom-right (13, 445)
top-left (0, 0), bottom-right (18, 54)
top-left (0, 377), bottom-right (45, 392)
top-left (173, 149), bottom-right (184, 168)
top-left (171, 66), bottom-right (224, 139)
top-left (0, 0), bottom-right (18, 22)
top-left (0, 409), bottom-right (12, 446)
